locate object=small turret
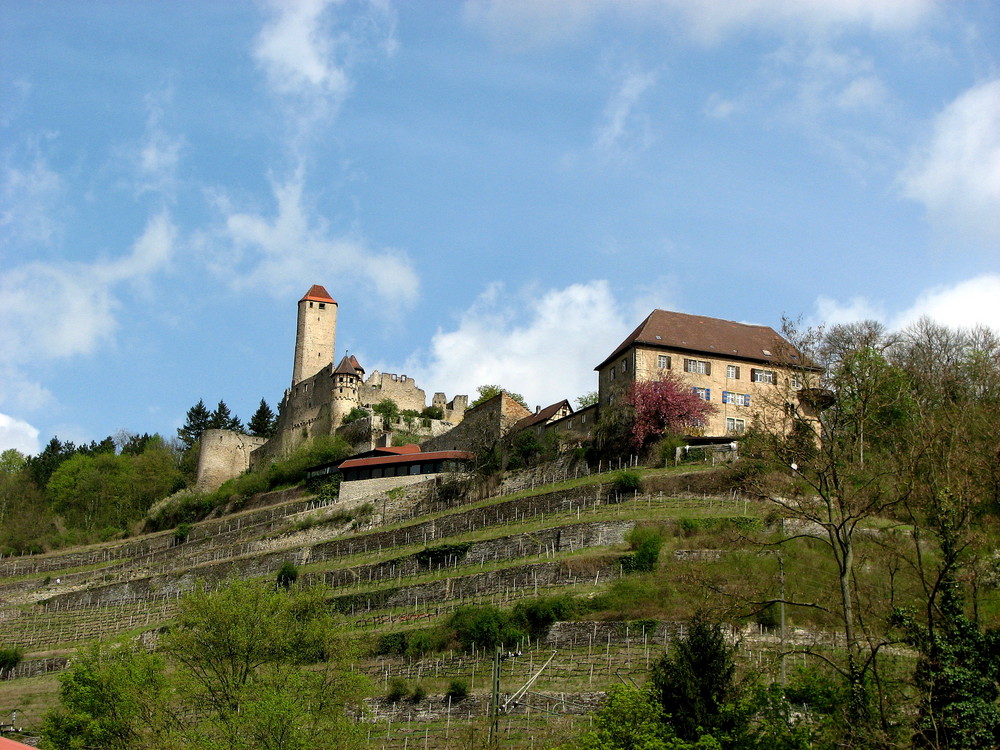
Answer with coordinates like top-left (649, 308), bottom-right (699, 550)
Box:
top-left (330, 354), bottom-right (364, 427)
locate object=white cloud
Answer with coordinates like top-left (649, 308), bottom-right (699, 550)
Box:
top-left (900, 78), bottom-right (1000, 243)
top-left (254, 0), bottom-right (350, 100)
top-left (133, 90), bottom-right (183, 199)
top-left (812, 274), bottom-right (1000, 333)
top-left (409, 280), bottom-right (630, 408)
top-left (0, 413), bottom-right (40, 456)
top-left (212, 171), bottom-right (418, 309)
top-left (594, 68), bottom-right (658, 158)
top-left (464, 0), bottom-right (936, 47)
top-left (891, 274), bottom-right (1000, 331)
top-left (0, 153), bottom-right (64, 249)
top-left (0, 212), bottom-right (176, 364)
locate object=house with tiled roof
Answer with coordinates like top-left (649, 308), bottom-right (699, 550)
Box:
top-left (595, 309), bottom-right (820, 438)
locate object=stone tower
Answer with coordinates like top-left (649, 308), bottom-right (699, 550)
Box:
top-left (330, 355), bottom-right (365, 427)
top-left (292, 285), bottom-right (337, 386)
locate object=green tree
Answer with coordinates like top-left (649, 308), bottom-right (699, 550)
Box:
top-left (0, 447), bottom-right (27, 474)
top-left (575, 390), bottom-right (599, 408)
top-left (372, 398), bottom-right (400, 424)
top-left (247, 398), bottom-right (277, 437)
top-left (649, 616), bottom-right (743, 743)
top-left (24, 436), bottom-right (77, 487)
top-left (470, 384), bottom-right (528, 410)
top-left (177, 399), bottom-right (211, 448)
top-left (42, 642), bottom-right (174, 750)
top-left (209, 400), bottom-right (243, 432)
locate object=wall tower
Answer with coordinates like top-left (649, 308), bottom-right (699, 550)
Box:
top-left (292, 285), bottom-right (338, 386)
top-left (330, 355), bottom-right (365, 427)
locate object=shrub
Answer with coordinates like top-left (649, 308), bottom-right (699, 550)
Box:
top-left (376, 632), bottom-right (407, 656)
top-left (613, 469), bottom-right (641, 494)
top-left (513, 595), bottom-right (580, 636)
top-left (446, 679), bottom-right (469, 702)
top-left (421, 405), bottom-right (444, 420)
top-left (173, 523), bottom-right (192, 545)
top-left (677, 517), bottom-right (702, 536)
top-left (340, 407), bottom-right (369, 425)
top-left (386, 677), bottom-right (409, 703)
top-left (276, 561), bottom-right (298, 590)
top-left (0, 646), bottom-right (23, 673)
top-left (620, 525), bottom-right (663, 573)
top-left (448, 605), bottom-right (525, 652)
top-left (404, 628), bottom-right (450, 657)
top-left (372, 399), bottom-right (400, 424)
top-left (409, 683), bottom-right (427, 703)
top-left (654, 434), bottom-right (687, 466)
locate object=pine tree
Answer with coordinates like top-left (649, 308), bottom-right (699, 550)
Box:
top-left (209, 400), bottom-right (243, 432)
top-left (247, 399), bottom-right (277, 437)
top-left (178, 399), bottom-right (211, 448)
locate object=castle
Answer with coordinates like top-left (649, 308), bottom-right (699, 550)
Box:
top-left (196, 285), bottom-right (468, 491)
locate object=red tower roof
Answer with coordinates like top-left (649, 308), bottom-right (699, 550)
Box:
top-left (300, 285), bottom-right (336, 304)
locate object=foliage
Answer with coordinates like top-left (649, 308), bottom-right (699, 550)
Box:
top-left (208, 399), bottom-right (243, 432)
top-left (24, 436), bottom-right (79, 487)
top-left (386, 677), bottom-right (409, 703)
top-left (447, 605), bottom-right (526, 652)
top-left (0, 646), bottom-right (23, 673)
top-left (42, 642), bottom-right (173, 750)
top-left (649, 616), bottom-right (742, 742)
top-left (614, 469), bottom-right (642, 493)
top-left (621, 525), bottom-right (664, 574)
top-left (446, 679), bottom-right (469, 702)
top-left (0, 468), bottom-right (52, 554)
top-left (575, 390), bottom-right (599, 409)
top-left (177, 399), bottom-right (211, 449)
top-left (470, 384), bottom-right (528, 410)
top-left (512, 595), bottom-right (580, 636)
top-left (0, 447), bottom-right (27, 473)
top-left (420, 405), bottom-right (444, 420)
top-left (626, 374), bottom-right (717, 451)
top-left (276, 560), bottom-right (299, 590)
top-left (372, 398), bottom-right (400, 423)
top-left (246, 398), bottom-right (277, 437)
top-left (340, 406), bottom-right (369, 425)
top-left (172, 523), bottom-right (191, 545)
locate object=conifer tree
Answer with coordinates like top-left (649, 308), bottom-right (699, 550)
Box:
top-left (247, 399), bottom-right (277, 437)
top-left (208, 400), bottom-right (243, 432)
top-left (177, 399), bottom-right (211, 448)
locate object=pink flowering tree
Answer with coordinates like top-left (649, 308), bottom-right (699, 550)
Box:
top-left (625, 375), bottom-right (717, 450)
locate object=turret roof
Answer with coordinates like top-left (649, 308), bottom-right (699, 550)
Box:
top-left (300, 284), bottom-right (336, 304)
top-left (333, 355), bottom-right (362, 376)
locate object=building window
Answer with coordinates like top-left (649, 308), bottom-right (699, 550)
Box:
top-left (684, 358), bottom-right (711, 375)
top-left (722, 391), bottom-right (750, 406)
top-left (658, 354), bottom-right (671, 370)
top-left (318, 302), bottom-right (325, 309)
top-left (726, 417), bottom-right (745, 434)
top-left (621, 358), bottom-right (628, 372)
top-left (727, 365), bottom-right (740, 379)
top-left (751, 369), bottom-right (775, 384)
top-left (692, 387), bottom-right (711, 401)
top-left (791, 375), bottom-right (802, 389)
top-left (610, 367), bottom-right (616, 381)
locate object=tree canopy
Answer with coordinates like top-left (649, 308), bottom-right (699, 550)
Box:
top-left (471, 384), bottom-right (529, 410)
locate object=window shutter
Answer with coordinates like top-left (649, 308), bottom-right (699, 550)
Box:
top-left (751, 368), bottom-right (758, 382)
top-left (667, 356), bottom-right (672, 370)
top-left (705, 361), bottom-right (712, 376)
top-left (734, 366), bottom-right (740, 379)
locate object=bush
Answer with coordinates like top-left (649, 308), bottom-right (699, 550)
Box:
top-left (447, 605), bottom-right (525, 652)
top-left (613, 469), bottom-right (641, 494)
top-left (421, 405), bottom-right (444, 420)
top-left (173, 523), bottom-right (192, 545)
top-left (0, 646), bottom-right (23, 673)
top-left (276, 561), bottom-right (298, 590)
top-left (512, 595), bottom-right (580, 636)
top-left (446, 679), bottom-right (469, 702)
top-left (386, 677), bottom-right (409, 703)
top-left (620, 525), bottom-right (663, 573)
top-left (654, 434), bottom-right (687, 466)
top-left (409, 683), bottom-right (427, 703)
top-left (372, 399), bottom-right (400, 424)
top-left (340, 407), bottom-right (369, 425)
top-left (404, 628), bottom-right (450, 657)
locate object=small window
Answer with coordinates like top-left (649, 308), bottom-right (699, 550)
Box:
top-left (309, 301), bottom-right (314, 308)
top-left (684, 358), bottom-right (711, 375)
top-left (727, 365), bottom-right (740, 379)
top-left (726, 417), bottom-right (745, 434)
top-left (621, 358), bottom-right (628, 372)
top-left (722, 391), bottom-right (750, 406)
top-left (752, 369), bottom-right (775, 384)
top-left (318, 302), bottom-right (325, 309)
top-left (658, 354), bottom-right (671, 370)
top-left (692, 387), bottom-right (711, 401)
top-left (610, 367), bottom-right (616, 381)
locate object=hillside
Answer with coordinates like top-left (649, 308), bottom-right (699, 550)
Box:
top-left (2, 457), bottom-right (998, 749)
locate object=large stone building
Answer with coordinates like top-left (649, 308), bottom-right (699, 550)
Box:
top-left (594, 309), bottom-right (820, 438)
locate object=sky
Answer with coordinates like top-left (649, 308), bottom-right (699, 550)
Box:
top-left (1, 0), bottom-right (999, 456)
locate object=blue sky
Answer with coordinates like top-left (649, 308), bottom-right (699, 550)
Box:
top-left (2, 0), bottom-right (998, 455)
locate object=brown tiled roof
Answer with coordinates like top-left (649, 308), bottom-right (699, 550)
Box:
top-left (300, 284), bottom-right (336, 304)
top-left (333, 355), bottom-right (361, 376)
top-left (512, 400), bottom-right (572, 432)
top-left (596, 309), bottom-right (803, 370)
top-left (348, 355), bottom-right (364, 375)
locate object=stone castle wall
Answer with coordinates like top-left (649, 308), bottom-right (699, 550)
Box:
top-left (421, 393), bottom-right (530, 453)
top-left (196, 430), bottom-right (267, 491)
top-left (358, 371), bottom-right (427, 413)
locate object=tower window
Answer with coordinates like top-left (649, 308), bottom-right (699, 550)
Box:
top-left (318, 303), bottom-right (325, 309)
